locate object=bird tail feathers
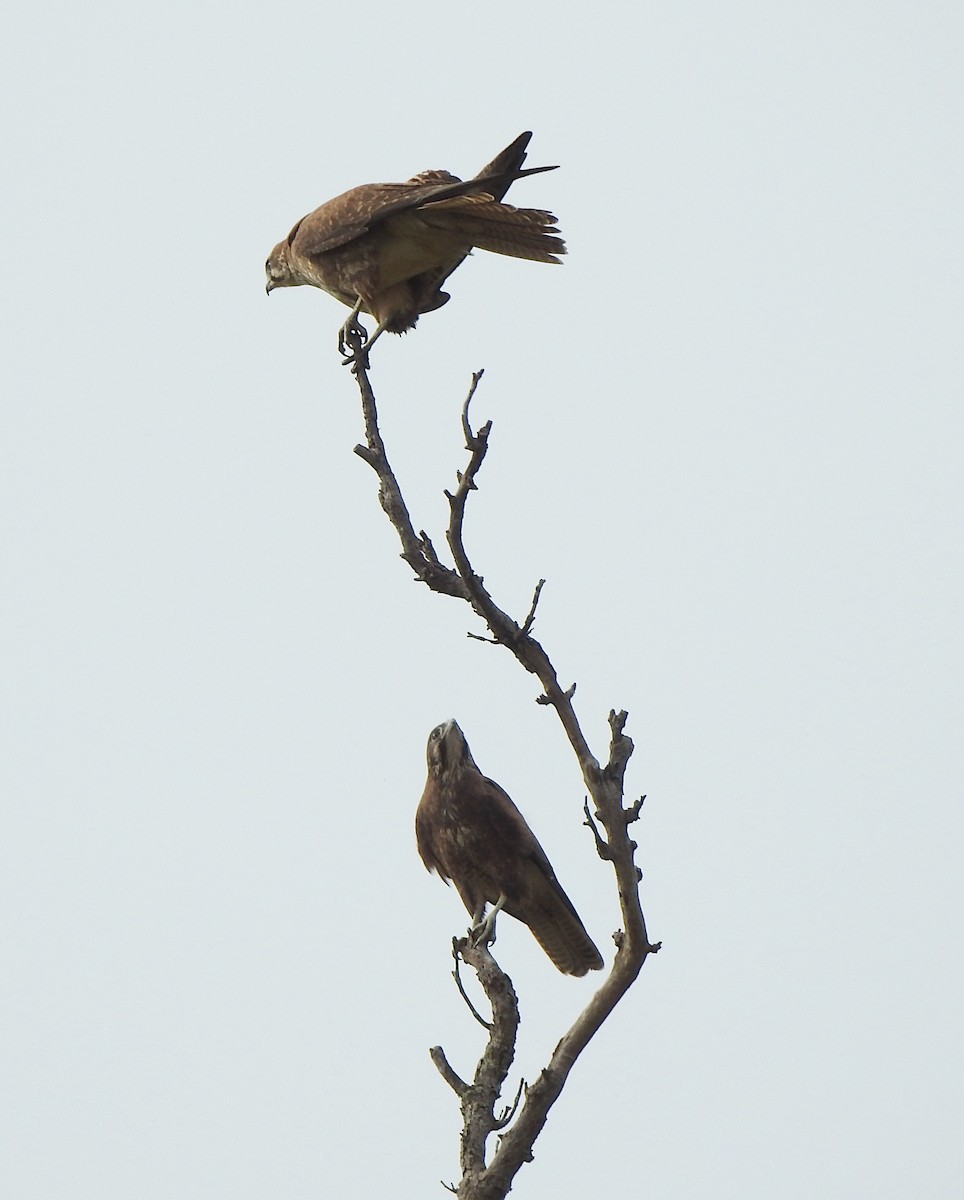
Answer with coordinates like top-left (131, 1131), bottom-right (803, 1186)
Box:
top-left (522, 898), bottom-right (604, 977)
top-left (470, 130), bottom-right (559, 202)
top-left (418, 196), bottom-right (566, 264)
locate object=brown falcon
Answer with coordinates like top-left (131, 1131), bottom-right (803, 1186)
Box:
top-left (265, 132), bottom-right (565, 362)
top-left (416, 719), bottom-right (603, 977)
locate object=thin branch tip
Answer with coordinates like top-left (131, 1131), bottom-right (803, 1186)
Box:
top-left (429, 1046), bottom-right (469, 1097)
top-left (461, 384), bottom-right (477, 440)
top-left (521, 579), bottom-right (546, 634)
top-left (494, 1077), bottom-right (526, 1131)
top-left (609, 708), bottom-right (629, 733)
top-left (582, 798), bottom-right (613, 860)
top-left (467, 630), bottom-right (501, 645)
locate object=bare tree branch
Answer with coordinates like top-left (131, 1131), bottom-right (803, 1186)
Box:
top-left (350, 333), bottom-right (467, 599)
top-left (430, 1046), bottom-right (469, 1097)
top-left (349, 345), bottom-right (660, 1199)
top-left (453, 939), bottom-right (521, 1189)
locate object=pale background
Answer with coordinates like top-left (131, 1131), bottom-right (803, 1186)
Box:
top-left (2, 2), bottom-right (962, 1196)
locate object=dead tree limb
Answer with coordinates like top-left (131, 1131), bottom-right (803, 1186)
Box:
top-left (349, 338), bottom-right (660, 1199)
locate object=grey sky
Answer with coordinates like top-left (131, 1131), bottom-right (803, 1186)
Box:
top-left (2, 2), bottom-right (962, 1196)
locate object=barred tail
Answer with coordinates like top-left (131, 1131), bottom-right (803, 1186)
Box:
top-left (526, 900), bottom-right (604, 977)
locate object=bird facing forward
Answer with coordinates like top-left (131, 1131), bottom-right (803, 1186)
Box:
top-left (265, 132), bottom-right (565, 363)
top-left (415, 720), bottom-right (603, 977)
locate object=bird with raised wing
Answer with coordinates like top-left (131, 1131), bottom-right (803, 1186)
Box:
top-left (416, 720), bottom-right (603, 977)
top-left (265, 132), bottom-right (565, 364)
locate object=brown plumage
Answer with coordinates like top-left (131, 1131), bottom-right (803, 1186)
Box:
top-left (265, 132), bottom-right (565, 360)
top-left (416, 720), bottom-right (603, 977)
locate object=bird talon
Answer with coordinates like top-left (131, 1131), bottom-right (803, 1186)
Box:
top-left (470, 915), bottom-right (497, 948)
top-left (338, 318), bottom-right (368, 357)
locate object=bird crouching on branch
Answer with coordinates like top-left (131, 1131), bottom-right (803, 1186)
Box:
top-left (265, 132), bottom-right (565, 365)
top-left (416, 720), bottom-right (603, 977)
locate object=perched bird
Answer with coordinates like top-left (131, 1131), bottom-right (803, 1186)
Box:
top-left (416, 719), bottom-right (603, 977)
top-left (265, 132), bottom-right (565, 362)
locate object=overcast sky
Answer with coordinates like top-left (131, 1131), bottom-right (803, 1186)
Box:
top-left (3, 2), bottom-right (962, 1197)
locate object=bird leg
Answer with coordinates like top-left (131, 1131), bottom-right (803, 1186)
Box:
top-left (470, 894), bottom-right (508, 948)
top-left (338, 296), bottom-right (371, 363)
top-left (338, 297), bottom-right (395, 368)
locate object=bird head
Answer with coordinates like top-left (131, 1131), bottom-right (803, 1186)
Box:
top-left (426, 719), bottom-right (480, 782)
top-left (264, 241), bottom-right (296, 293)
